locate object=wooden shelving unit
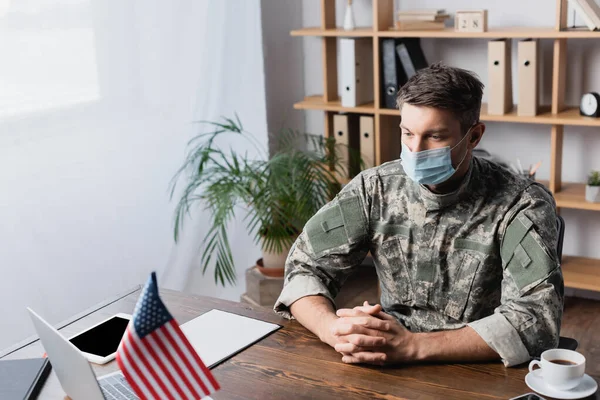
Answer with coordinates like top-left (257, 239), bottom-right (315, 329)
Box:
top-left (536, 181), bottom-right (600, 211)
top-left (294, 95), bottom-right (376, 114)
top-left (562, 256), bottom-right (600, 292)
top-left (291, 27), bottom-right (374, 37)
top-left (292, 26), bottom-right (600, 39)
top-left (292, 0), bottom-right (600, 292)
top-left (554, 183), bottom-right (600, 212)
top-left (479, 104), bottom-right (600, 127)
top-left (297, 98), bottom-right (600, 127)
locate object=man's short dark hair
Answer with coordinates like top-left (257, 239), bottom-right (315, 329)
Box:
top-left (396, 62), bottom-right (484, 134)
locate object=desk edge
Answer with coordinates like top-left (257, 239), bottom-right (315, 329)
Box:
top-left (0, 285), bottom-right (142, 359)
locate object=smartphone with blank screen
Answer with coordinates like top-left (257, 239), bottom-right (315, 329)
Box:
top-left (68, 313), bottom-right (131, 364)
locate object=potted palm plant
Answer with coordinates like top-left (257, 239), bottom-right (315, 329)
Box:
top-left (170, 115), bottom-right (354, 286)
top-left (586, 170), bottom-right (600, 203)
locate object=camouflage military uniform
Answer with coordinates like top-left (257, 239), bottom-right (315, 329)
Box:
top-left (274, 157), bottom-right (564, 367)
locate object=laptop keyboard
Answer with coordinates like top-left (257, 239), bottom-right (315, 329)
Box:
top-left (98, 372), bottom-right (138, 400)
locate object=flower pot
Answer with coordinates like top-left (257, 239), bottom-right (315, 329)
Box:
top-left (256, 236), bottom-right (296, 277)
top-left (255, 258), bottom-right (285, 278)
top-left (586, 185), bottom-right (600, 203)
top-left (260, 236), bottom-right (297, 269)
top-left (261, 244), bottom-right (291, 269)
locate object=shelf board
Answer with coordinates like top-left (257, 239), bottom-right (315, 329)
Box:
top-left (294, 95), bottom-right (375, 114)
top-left (562, 256), bottom-right (600, 291)
top-left (379, 108), bottom-right (401, 116)
top-left (291, 27), bottom-right (374, 37)
top-left (480, 104), bottom-right (600, 127)
top-left (295, 98), bottom-right (600, 127)
top-left (379, 26), bottom-right (563, 38)
top-left (537, 181), bottom-right (600, 212)
top-left (378, 27), bottom-right (600, 39)
top-left (292, 26), bottom-right (600, 39)
top-left (546, 107), bottom-right (600, 127)
top-left (554, 183), bottom-right (600, 211)
top-left (549, 27), bottom-right (600, 39)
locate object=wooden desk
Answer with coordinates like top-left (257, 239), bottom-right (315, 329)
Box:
top-left (2, 288), bottom-right (598, 400)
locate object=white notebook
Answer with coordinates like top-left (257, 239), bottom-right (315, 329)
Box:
top-left (180, 309), bottom-right (282, 368)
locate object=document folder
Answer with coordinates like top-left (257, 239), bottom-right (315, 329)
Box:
top-left (340, 38), bottom-right (374, 107)
top-left (381, 38), bottom-right (406, 109)
top-left (517, 39), bottom-right (539, 116)
top-left (395, 38), bottom-right (428, 80)
top-left (333, 113), bottom-right (360, 179)
top-left (359, 115), bottom-right (375, 170)
top-left (488, 39), bottom-right (513, 115)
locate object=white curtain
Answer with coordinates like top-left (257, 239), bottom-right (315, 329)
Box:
top-left (0, 0), bottom-right (267, 351)
top-left (161, 0), bottom-right (269, 299)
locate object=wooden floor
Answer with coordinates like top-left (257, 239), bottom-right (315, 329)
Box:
top-left (336, 266), bottom-right (600, 378)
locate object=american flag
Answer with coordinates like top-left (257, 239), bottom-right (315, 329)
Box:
top-left (116, 272), bottom-right (220, 399)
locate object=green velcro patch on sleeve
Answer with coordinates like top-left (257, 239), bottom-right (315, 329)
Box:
top-left (305, 195), bottom-right (366, 256)
top-left (514, 244), bottom-right (532, 269)
top-left (305, 204), bottom-right (348, 255)
top-left (339, 196), bottom-right (366, 242)
top-left (320, 213), bottom-right (344, 233)
top-left (507, 232), bottom-right (554, 291)
top-left (501, 214), bottom-right (534, 267)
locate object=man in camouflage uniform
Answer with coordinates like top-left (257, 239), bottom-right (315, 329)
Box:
top-left (274, 63), bottom-right (563, 367)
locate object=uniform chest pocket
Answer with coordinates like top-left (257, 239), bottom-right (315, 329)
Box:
top-left (443, 239), bottom-right (487, 321)
top-left (377, 230), bottom-right (414, 305)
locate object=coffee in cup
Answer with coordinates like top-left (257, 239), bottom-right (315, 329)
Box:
top-left (529, 349), bottom-right (586, 391)
top-left (550, 359), bottom-right (577, 366)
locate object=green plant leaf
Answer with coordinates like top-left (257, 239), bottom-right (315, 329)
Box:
top-left (169, 116), bottom-right (350, 286)
top-left (589, 170), bottom-right (600, 186)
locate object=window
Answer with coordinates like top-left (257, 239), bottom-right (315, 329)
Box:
top-left (0, 0), bottom-right (100, 118)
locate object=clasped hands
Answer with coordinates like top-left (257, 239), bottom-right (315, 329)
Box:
top-left (324, 301), bottom-right (417, 366)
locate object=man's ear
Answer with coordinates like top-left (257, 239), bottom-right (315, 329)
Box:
top-left (468, 123), bottom-right (486, 149)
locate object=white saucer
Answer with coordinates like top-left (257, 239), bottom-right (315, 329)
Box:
top-left (525, 370), bottom-right (598, 399)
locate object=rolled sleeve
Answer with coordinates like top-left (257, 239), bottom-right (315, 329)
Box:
top-left (468, 313), bottom-right (530, 367)
top-left (273, 274), bottom-right (335, 319)
top-left (482, 184), bottom-right (564, 367)
top-left (272, 174), bottom-right (372, 320)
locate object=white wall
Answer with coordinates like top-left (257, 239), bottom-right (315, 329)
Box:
top-left (0, 0), bottom-right (269, 351)
top-left (301, 0), bottom-right (600, 296)
top-left (261, 0), bottom-right (306, 154)
top-left (167, 0), bottom-right (307, 301)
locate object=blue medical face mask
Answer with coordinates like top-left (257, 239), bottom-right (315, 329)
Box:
top-left (400, 128), bottom-right (472, 186)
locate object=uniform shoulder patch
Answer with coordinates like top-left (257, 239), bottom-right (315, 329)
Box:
top-left (506, 228), bottom-right (557, 292)
top-left (305, 195), bottom-right (366, 257)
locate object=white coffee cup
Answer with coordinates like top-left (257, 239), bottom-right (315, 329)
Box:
top-left (528, 349), bottom-right (586, 391)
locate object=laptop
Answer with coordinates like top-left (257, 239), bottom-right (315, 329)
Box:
top-left (27, 308), bottom-right (138, 400)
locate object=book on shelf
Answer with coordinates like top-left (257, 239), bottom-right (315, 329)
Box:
top-left (393, 20), bottom-right (446, 31)
top-left (568, 0), bottom-right (600, 30)
top-left (395, 8), bottom-right (449, 28)
top-left (396, 9), bottom-right (446, 16)
top-left (396, 13), bottom-right (450, 22)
